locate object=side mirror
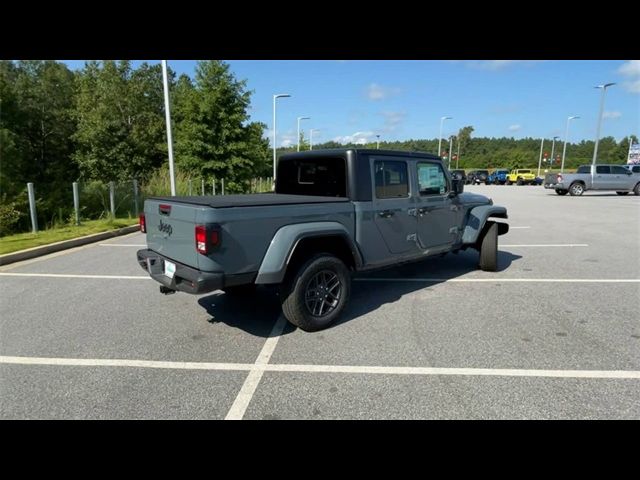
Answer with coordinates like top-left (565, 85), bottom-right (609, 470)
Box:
top-left (451, 178), bottom-right (464, 195)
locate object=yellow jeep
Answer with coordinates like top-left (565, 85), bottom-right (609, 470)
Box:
top-left (506, 169), bottom-right (536, 185)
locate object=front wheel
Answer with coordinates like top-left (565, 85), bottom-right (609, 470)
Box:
top-left (569, 183), bottom-right (585, 196)
top-left (505, 179), bottom-right (512, 185)
top-left (280, 254), bottom-right (351, 332)
top-left (479, 222), bottom-right (498, 272)
top-left (516, 178), bottom-right (523, 186)
top-left (634, 183), bottom-right (640, 196)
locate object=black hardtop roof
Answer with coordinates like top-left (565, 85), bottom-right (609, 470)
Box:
top-left (280, 148), bottom-right (441, 161)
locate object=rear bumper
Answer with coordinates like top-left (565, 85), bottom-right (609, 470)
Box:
top-left (136, 249), bottom-right (223, 294)
top-left (544, 182), bottom-right (566, 189)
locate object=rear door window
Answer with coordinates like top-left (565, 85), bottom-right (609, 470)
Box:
top-left (612, 166), bottom-right (630, 174)
top-left (576, 166), bottom-right (590, 174)
top-left (374, 161), bottom-right (409, 198)
top-left (596, 166), bottom-right (611, 174)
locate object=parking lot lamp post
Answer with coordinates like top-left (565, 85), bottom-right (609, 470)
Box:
top-left (438, 116), bottom-right (452, 159)
top-left (273, 94), bottom-right (291, 187)
top-left (448, 136), bottom-right (454, 169)
top-left (592, 83), bottom-right (616, 166)
top-left (456, 137), bottom-right (460, 169)
top-left (376, 134), bottom-right (380, 149)
top-left (161, 60), bottom-right (176, 196)
top-left (560, 116), bottom-right (580, 173)
top-left (310, 129), bottom-right (319, 150)
top-left (537, 138), bottom-right (545, 177)
top-left (550, 136), bottom-right (560, 169)
top-left (297, 116), bottom-right (310, 152)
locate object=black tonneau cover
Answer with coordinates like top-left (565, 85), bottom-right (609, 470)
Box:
top-left (149, 193), bottom-right (349, 208)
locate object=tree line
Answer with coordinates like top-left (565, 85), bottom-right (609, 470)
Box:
top-left (282, 125), bottom-right (636, 171)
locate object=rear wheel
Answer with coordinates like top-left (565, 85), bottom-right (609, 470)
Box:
top-left (516, 178), bottom-right (523, 186)
top-left (479, 222), bottom-right (498, 272)
top-left (556, 189), bottom-right (568, 195)
top-left (505, 179), bottom-right (512, 185)
top-left (280, 254), bottom-right (351, 332)
top-left (569, 182), bottom-right (585, 196)
top-left (616, 191), bottom-right (629, 196)
top-left (634, 183), bottom-right (640, 196)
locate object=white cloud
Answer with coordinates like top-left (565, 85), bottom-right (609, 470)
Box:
top-left (508, 124), bottom-right (522, 131)
top-left (602, 111), bottom-right (622, 119)
top-left (458, 60), bottom-right (544, 71)
top-left (617, 60), bottom-right (640, 77)
top-left (366, 83), bottom-right (401, 101)
top-left (333, 131), bottom-right (375, 145)
top-left (380, 111), bottom-right (407, 132)
top-left (623, 79), bottom-right (640, 94)
top-left (617, 61), bottom-right (640, 94)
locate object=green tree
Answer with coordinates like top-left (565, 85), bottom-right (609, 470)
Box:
top-left (72, 60), bottom-right (166, 181)
top-left (172, 60), bottom-right (269, 191)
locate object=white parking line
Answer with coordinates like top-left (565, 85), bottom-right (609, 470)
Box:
top-left (500, 244), bottom-right (588, 247)
top-left (355, 278), bottom-right (640, 283)
top-left (0, 273), bottom-right (150, 280)
top-left (2, 355), bottom-right (639, 380)
top-left (98, 244), bottom-right (146, 247)
top-left (224, 315), bottom-right (288, 420)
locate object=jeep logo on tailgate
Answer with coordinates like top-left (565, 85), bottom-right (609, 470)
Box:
top-left (158, 219), bottom-right (173, 236)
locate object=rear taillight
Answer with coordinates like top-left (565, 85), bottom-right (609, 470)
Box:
top-left (139, 213), bottom-right (146, 233)
top-left (195, 225), bottom-right (220, 255)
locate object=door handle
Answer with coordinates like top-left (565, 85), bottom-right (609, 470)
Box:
top-left (407, 208), bottom-right (417, 217)
top-left (378, 210), bottom-right (394, 218)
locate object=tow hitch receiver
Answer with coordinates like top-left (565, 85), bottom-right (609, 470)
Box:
top-left (160, 286), bottom-right (177, 295)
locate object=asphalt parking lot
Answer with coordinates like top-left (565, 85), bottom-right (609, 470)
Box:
top-left (1, 185), bottom-right (639, 419)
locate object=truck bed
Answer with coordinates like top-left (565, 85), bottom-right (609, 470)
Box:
top-left (148, 194), bottom-right (349, 208)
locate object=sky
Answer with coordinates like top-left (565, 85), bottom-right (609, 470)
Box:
top-left (61, 60), bottom-right (640, 148)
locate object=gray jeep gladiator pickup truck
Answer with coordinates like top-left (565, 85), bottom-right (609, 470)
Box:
top-left (137, 149), bottom-right (509, 331)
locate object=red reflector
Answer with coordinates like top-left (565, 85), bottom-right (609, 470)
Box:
top-left (210, 230), bottom-right (219, 246)
top-left (139, 213), bottom-right (146, 233)
top-left (195, 225), bottom-right (207, 254)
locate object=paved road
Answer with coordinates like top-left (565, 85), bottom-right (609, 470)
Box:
top-left (1, 185), bottom-right (639, 419)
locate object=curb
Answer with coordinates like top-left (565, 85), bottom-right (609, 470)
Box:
top-left (0, 225), bottom-right (141, 266)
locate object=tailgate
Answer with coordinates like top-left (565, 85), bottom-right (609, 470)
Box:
top-left (144, 199), bottom-right (199, 268)
top-left (544, 173), bottom-right (559, 185)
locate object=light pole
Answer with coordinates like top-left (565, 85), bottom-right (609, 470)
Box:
top-left (438, 116), bottom-right (452, 158)
top-left (592, 83), bottom-right (616, 166)
top-left (456, 137), bottom-right (460, 169)
top-left (376, 134), bottom-right (380, 149)
top-left (297, 116), bottom-right (310, 152)
top-left (310, 129), bottom-right (319, 150)
top-left (550, 136), bottom-right (560, 169)
top-left (537, 138), bottom-right (545, 177)
top-left (560, 115), bottom-right (580, 173)
top-left (448, 136), bottom-right (454, 170)
top-left (273, 93), bottom-right (291, 186)
top-left (161, 60), bottom-right (176, 196)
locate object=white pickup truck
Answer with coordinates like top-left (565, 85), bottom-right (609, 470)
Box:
top-left (544, 164), bottom-right (640, 196)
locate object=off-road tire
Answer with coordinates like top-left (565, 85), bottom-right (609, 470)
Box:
top-left (280, 254), bottom-right (351, 332)
top-left (479, 222), bottom-right (498, 272)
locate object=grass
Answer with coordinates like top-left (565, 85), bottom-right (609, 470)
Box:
top-left (0, 217), bottom-right (138, 255)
